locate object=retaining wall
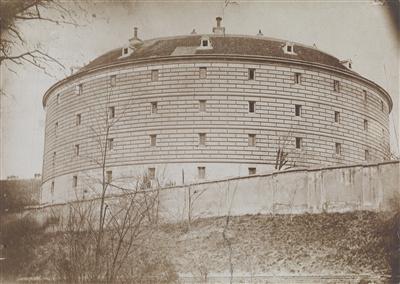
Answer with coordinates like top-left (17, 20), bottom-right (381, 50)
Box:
top-left (27, 161), bottom-right (400, 224)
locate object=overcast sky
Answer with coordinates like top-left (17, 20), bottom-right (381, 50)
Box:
top-left (1, 0), bottom-right (398, 179)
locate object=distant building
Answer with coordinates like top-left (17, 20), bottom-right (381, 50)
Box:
top-left (41, 18), bottom-right (392, 204)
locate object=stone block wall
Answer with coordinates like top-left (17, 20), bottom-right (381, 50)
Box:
top-left (41, 58), bottom-right (391, 204)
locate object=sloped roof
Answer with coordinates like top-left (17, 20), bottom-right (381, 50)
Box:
top-left (80, 34), bottom-right (348, 71)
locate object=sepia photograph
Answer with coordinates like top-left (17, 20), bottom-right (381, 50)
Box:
top-left (1, 0), bottom-right (399, 283)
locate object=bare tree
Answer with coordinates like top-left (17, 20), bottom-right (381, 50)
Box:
top-left (275, 131), bottom-right (297, 171)
top-left (49, 87), bottom-right (164, 283)
top-left (221, 180), bottom-right (238, 284)
top-left (0, 0), bottom-right (82, 75)
top-left (187, 184), bottom-right (208, 231)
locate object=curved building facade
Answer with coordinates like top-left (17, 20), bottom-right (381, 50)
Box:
top-left (41, 20), bottom-right (392, 204)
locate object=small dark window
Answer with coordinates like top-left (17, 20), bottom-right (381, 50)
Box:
top-left (123, 47), bottom-right (128, 55)
top-left (78, 84), bottom-right (83, 95)
top-left (295, 137), bottom-right (302, 149)
top-left (150, 135), bottom-right (157, 147)
top-left (76, 114), bottom-right (81, 126)
top-left (52, 152), bottom-right (56, 166)
top-left (248, 134), bottom-right (256, 146)
top-left (151, 70), bottom-right (159, 81)
top-left (56, 94), bottom-right (61, 104)
top-left (199, 100), bottom-right (206, 112)
top-left (248, 168), bottom-right (256, 175)
top-left (248, 68), bottom-right (255, 80)
top-left (334, 111), bottom-right (340, 123)
top-left (365, 150), bottom-right (369, 161)
top-left (294, 73), bottom-right (301, 84)
top-left (107, 138), bottom-right (114, 150)
top-left (381, 100), bottom-right (384, 112)
top-left (335, 143), bottom-right (341, 155)
top-left (106, 170), bottom-right (112, 183)
top-left (333, 80), bottom-right (340, 92)
top-left (363, 90), bottom-right (367, 101)
top-left (51, 181), bottom-right (55, 195)
top-left (108, 106), bottom-right (115, 119)
top-left (287, 45), bottom-right (292, 52)
top-left (151, 102), bottom-right (158, 114)
top-left (110, 75), bottom-right (116, 87)
top-left (198, 167), bottom-right (206, 179)
top-left (199, 133), bottom-right (206, 146)
top-left (248, 101), bottom-right (256, 113)
top-left (364, 119), bottom-right (368, 131)
top-left (74, 144), bottom-right (79, 156)
top-left (73, 175), bottom-right (78, 187)
top-left (199, 67), bottom-right (207, 79)
top-left (295, 105), bottom-right (302, 116)
top-left (148, 168), bottom-right (156, 180)
top-left (202, 40), bottom-right (208, 47)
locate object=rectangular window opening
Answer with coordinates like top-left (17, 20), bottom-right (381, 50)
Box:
top-left (106, 170), bottom-right (112, 184)
top-left (335, 143), bottom-right (342, 155)
top-left (107, 138), bottom-right (114, 151)
top-left (199, 100), bottom-right (206, 112)
top-left (363, 90), bottom-right (367, 101)
top-left (199, 67), bottom-right (207, 79)
top-left (108, 106), bottom-right (115, 119)
top-left (248, 101), bottom-right (256, 113)
top-left (199, 133), bottom-right (206, 146)
top-left (76, 114), bottom-right (81, 126)
top-left (73, 176), bottom-right (78, 188)
top-left (150, 135), bottom-right (157, 147)
top-left (74, 144), bottom-right (80, 156)
top-left (198, 167), bottom-right (206, 179)
top-left (295, 104), bottom-right (302, 116)
top-left (52, 152), bottom-right (56, 166)
top-left (248, 134), bottom-right (256, 146)
top-left (148, 167), bottom-right (156, 180)
top-left (248, 68), bottom-right (255, 80)
top-left (151, 70), bottom-right (159, 81)
top-left (110, 75), bottom-right (116, 87)
top-left (295, 137), bottom-right (302, 149)
top-left (364, 119), bottom-right (368, 131)
top-left (294, 73), bottom-right (301, 84)
top-left (51, 181), bottom-right (55, 195)
top-left (151, 102), bottom-right (158, 114)
top-left (202, 40), bottom-right (208, 47)
top-left (333, 80), bottom-right (340, 92)
top-left (334, 111), bottom-right (340, 123)
top-left (365, 150), bottom-right (369, 161)
top-left (78, 84), bottom-right (83, 96)
top-left (248, 167), bottom-right (256, 175)
top-left (381, 100), bottom-right (384, 112)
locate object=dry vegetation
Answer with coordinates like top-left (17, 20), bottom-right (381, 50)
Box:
top-left (3, 210), bottom-right (397, 283)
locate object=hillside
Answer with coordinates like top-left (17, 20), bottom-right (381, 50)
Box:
top-left (7, 211), bottom-right (397, 283)
top-left (153, 211), bottom-right (394, 282)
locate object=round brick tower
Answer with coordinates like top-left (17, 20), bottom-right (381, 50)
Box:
top-left (41, 18), bottom-right (392, 204)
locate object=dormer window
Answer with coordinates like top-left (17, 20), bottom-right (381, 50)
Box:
top-left (283, 42), bottom-right (296, 55)
top-left (120, 46), bottom-right (132, 58)
top-left (198, 36), bottom-right (212, 50)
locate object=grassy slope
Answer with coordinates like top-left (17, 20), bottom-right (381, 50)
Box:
top-left (155, 211), bottom-right (391, 277)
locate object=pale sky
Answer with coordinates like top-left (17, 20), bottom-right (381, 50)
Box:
top-left (1, 0), bottom-right (399, 179)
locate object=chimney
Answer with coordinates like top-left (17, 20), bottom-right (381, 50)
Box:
top-left (129, 26), bottom-right (143, 49)
top-left (212, 17), bottom-right (225, 35)
top-left (216, 17), bottom-right (222, 27)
